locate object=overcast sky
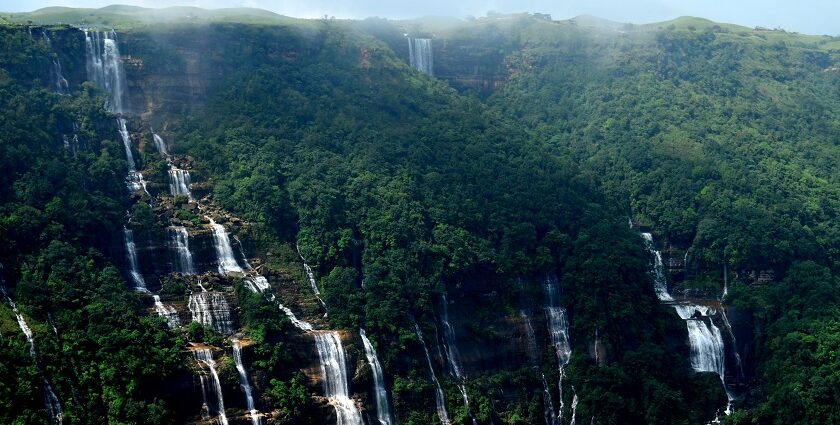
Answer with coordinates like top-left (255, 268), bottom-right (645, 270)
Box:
top-left (2, 0), bottom-right (839, 36)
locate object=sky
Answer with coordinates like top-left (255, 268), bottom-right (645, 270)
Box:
top-left (2, 0), bottom-right (839, 36)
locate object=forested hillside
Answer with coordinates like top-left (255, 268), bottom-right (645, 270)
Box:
top-left (1, 7), bottom-right (839, 425)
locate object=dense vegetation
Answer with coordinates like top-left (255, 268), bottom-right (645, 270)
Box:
top-left (0, 28), bottom-right (187, 424)
top-left (3, 7), bottom-right (840, 424)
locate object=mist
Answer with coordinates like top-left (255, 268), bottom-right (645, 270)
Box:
top-left (1, 0), bottom-right (839, 36)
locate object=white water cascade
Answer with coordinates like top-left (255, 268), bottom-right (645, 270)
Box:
top-left (407, 38), bottom-right (434, 75)
top-left (117, 118), bottom-right (149, 194)
top-left (83, 29), bottom-right (128, 113)
top-left (169, 168), bottom-right (194, 200)
top-left (188, 292), bottom-right (234, 335)
top-left (544, 275), bottom-right (572, 424)
top-left (152, 131), bottom-right (169, 157)
top-left (209, 219), bottom-right (244, 275)
top-left (641, 231), bottom-right (733, 415)
top-left (240, 275), bottom-right (314, 332)
top-left (541, 374), bottom-right (557, 425)
top-left (2, 288), bottom-right (64, 424)
top-left (641, 232), bottom-right (673, 301)
top-left (296, 244), bottom-right (327, 310)
top-left (439, 294), bottom-right (478, 424)
top-left (232, 341), bottom-right (262, 425)
top-left (414, 324), bottom-right (451, 425)
top-left (194, 348), bottom-right (229, 425)
top-left (313, 332), bottom-right (364, 425)
top-left (39, 30), bottom-right (68, 95)
top-left (168, 226), bottom-right (195, 275)
top-left (360, 329), bottom-right (394, 425)
top-left (153, 295), bottom-right (180, 328)
top-left (123, 227), bottom-right (147, 292)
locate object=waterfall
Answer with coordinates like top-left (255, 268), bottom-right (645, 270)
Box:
top-left (641, 231), bottom-right (733, 414)
top-left (232, 341), bottom-right (262, 425)
top-left (51, 59), bottom-right (69, 95)
top-left (209, 219), bottom-right (243, 275)
top-left (439, 294), bottom-right (464, 380)
top-left (168, 168), bottom-right (194, 200)
top-left (414, 324), bottom-right (451, 425)
top-left (194, 348), bottom-right (229, 425)
top-left (313, 332), bottom-right (364, 425)
top-left (240, 275), bottom-right (313, 331)
top-left (117, 118), bottom-right (149, 195)
top-left (407, 38), bottom-right (434, 75)
top-left (541, 374), bottom-right (557, 425)
top-left (153, 295), bottom-right (180, 328)
top-left (123, 227), bottom-right (147, 292)
top-left (544, 275), bottom-right (572, 424)
top-left (83, 29), bottom-right (128, 113)
top-left (168, 226), bottom-right (195, 275)
top-left (569, 392), bottom-right (579, 425)
top-left (188, 292), bottom-right (234, 335)
top-left (152, 131), bottom-right (169, 157)
top-left (439, 294), bottom-right (478, 425)
top-left (2, 289), bottom-right (64, 424)
top-left (360, 329), bottom-right (394, 425)
top-left (522, 311), bottom-right (540, 365)
top-left (672, 305), bottom-right (733, 413)
top-left (641, 233), bottom-right (673, 301)
top-left (296, 243), bottom-right (327, 309)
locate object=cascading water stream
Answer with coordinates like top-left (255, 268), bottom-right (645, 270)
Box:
top-left (194, 348), bottom-right (229, 425)
top-left (407, 37), bottom-right (434, 75)
top-left (544, 275), bottom-right (572, 424)
top-left (188, 292), bottom-right (234, 335)
top-left (209, 219), bottom-right (244, 275)
top-left (313, 332), bottom-right (364, 425)
top-left (83, 29), bottom-right (128, 113)
top-left (168, 226), bottom-right (195, 275)
top-left (296, 243), bottom-right (328, 310)
top-left (169, 168), bottom-right (194, 200)
top-left (153, 295), bottom-right (180, 328)
top-left (232, 340), bottom-right (262, 425)
top-left (360, 329), bottom-right (394, 425)
top-left (123, 227), bottom-right (147, 292)
top-left (151, 131), bottom-right (169, 157)
top-left (439, 294), bottom-right (478, 424)
top-left (641, 231), bottom-right (734, 415)
top-left (541, 374), bottom-right (557, 425)
top-left (116, 118), bottom-right (149, 195)
top-left (641, 233), bottom-right (673, 301)
top-left (240, 274), bottom-right (313, 331)
top-left (1, 286), bottom-right (64, 424)
top-left (414, 324), bottom-right (451, 425)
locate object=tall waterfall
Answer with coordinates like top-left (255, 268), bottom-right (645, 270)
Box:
top-left (232, 341), bottom-right (262, 425)
top-left (414, 324), bottom-right (451, 425)
top-left (360, 329), bottom-right (394, 425)
top-left (544, 275), bottom-right (572, 424)
top-left (2, 289), bottom-right (64, 424)
top-left (83, 29), bottom-right (128, 113)
top-left (313, 332), bottom-right (364, 425)
top-left (641, 231), bottom-right (733, 414)
top-left (209, 219), bottom-right (243, 275)
top-left (407, 38), bottom-right (434, 75)
top-left (117, 118), bottom-right (148, 194)
top-left (169, 168), bottom-right (194, 200)
top-left (39, 30), bottom-right (68, 94)
top-left (123, 227), bottom-right (147, 292)
top-left (641, 232), bottom-right (674, 301)
top-left (194, 348), bottom-right (229, 425)
top-left (673, 304), bottom-right (732, 413)
top-left (439, 294), bottom-right (477, 424)
top-left (168, 226), bottom-right (195, 275)
top-left (153, 295), bottom-right (180, 328)
top-left (188, 292), bottom-right (234, 335)
top-left (541, 374), bottom-right (557, 425)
